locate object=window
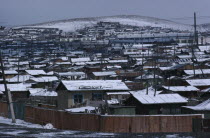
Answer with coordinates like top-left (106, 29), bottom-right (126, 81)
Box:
top-left (92, 93), bottom-right (103, 101)
top-left (74, 94), bottom-right (83, 104)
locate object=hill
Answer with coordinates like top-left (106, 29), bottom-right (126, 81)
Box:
top-left (25, 15), bottom-right (194, 32)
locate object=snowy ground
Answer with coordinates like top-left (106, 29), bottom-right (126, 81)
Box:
top-left (0, 116), bottom-right (209, 137)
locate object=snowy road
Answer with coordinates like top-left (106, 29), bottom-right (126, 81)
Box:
top-left (0, 123), bottom-right (119, 137)
top-left (0, 123), bottom-right (205, 138)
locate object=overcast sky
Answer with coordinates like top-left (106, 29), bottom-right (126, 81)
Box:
top-left (1, 0), bottom-right (210, 26)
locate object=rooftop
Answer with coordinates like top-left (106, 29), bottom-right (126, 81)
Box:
top-left (61, 80), bottom-right (129, 91)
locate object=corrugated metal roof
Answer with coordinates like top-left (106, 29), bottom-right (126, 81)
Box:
top-left (131, 92), bottom-right (187, 104)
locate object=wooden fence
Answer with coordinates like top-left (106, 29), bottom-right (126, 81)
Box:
top-left (0, 102), bottom-right (8, 117)
top-left (0, 102), bottom-right (203, 133)
top-left (24, 105), bottom-right (202, 133)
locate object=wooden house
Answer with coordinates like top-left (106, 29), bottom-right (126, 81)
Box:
top-left (161, 86), bottom-right (199, 98)
top-left (56, 80), bottom-right (129, 109)
top-left (125, 87), bottom-right (187, 115)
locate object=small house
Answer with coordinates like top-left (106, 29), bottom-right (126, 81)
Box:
top-left (56, 80), bottom-right (129, 109)
top-left (125, 87), bottom-right (188, 115)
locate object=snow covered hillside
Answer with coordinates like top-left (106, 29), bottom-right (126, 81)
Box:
top-left (25, 15), bottom-right (194, 32)
top-left (200, 23), bottom-right (210, 31)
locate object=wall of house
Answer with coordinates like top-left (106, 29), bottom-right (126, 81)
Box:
top-left (57, 90), bottom-right (69, 109)
top-left (58, 90), bottom-right (105, 109)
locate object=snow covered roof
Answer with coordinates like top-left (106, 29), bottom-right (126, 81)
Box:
top-left (132, 44), bottom-right (153, 48)
top-left (131, 92), bottom-right (187, 104)
top-left (199, 46), bottom-right (210, 52)
top-left (65, 106), bottom-right (96, 113)
top-left (0, 83), bottom-right (28, 92)
top-left (183, 99), bottom-right (210, 111)
top-left (9, 61), bottom-right (29, 65)
top-left (74, 62), bottom-right (86, 66)
top-left (201, 87), bottom-right (210, 93)
top-left (61, 80), bottom-right (129, 91)
top-left (30, 76), bottom-right (58, 82)
top-left (0, 70), bottom-right (18, 75)
top-left (159, 64), bottom-right (185, 71)
top-left (162, 86), bottom-right (199, 92)
top-left (33, 64), bottom-right (46, 69)
top-left (106, 65), bottom-right (121, 69)
top-left (29, 88), bottom-right (57, 96)
top-left (130, 87), bottom-right (162, 95)
top-left (108, 60), bottom-right (128, 63)
top-left (177, 55), bottom-right (193, 59)
top-left (71, 57), bottom-right (91, 63)
top-left (7, 75), bottom-right (32, 82)
top-left (186, 79), bottom-right (210, 86)
top-left (184, 69), bottom-right (210, 75)
top-left (46, 71), bottom-right (54, 76)
top-left (57, 72), bottom-right (85, 76)
top-left (25, 70), bottom-right (46, 76)
top-left (93, 71), bottom-right (116, 77)
top-left (135, 74), bottom-right (162, 80)
top-left (106, 92), bottom-right (130, 95)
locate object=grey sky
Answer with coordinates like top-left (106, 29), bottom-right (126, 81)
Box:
top-left (1, 0), bottom-right (210, 26)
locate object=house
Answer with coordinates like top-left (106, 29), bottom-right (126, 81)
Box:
top-left (161, 86), bottom-right (199, 98)
top-left (92, 71), bottom-right (117, 80)
top-left (125, 87), bottom-right (188, 115)
top-left (71, 57), bottom-right (91, 64)
top-left (186, 79), bottom-right (210, 90)
top-left (116, 70), bottom-right (142, 81)
top-left (56, 80), bottom-right (129, 109)
top-left (0, 83), bottom-right (30, 101)
top-left (182, 99), bottom-right (210, 118)
top-left (30, 76), bottom-right (58, 88)
top-left (25, 70), bottom-right (46, 76)
top-left (0, 70), bottom-right (18, 79)
top-left (184, 69), bottom-right (210, 78)
top-left (7, 75), bottom-right (32, 83)
top-left (56, 72), bottom-right (86, 80)
top-left (29, 88), bottom-right (57, 107)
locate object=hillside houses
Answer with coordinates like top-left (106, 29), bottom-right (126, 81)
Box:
top-left (0, 20), bottom-right (210, 117)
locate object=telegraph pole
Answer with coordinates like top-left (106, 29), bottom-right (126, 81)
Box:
top-left (0, 51), bottom-right (16, 123)
top-left (194, 12), bottom-right (198, 47)
top-left (193, 12), bottom-right (204, 77)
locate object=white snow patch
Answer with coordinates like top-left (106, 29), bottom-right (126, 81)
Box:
top-left (32, 131), bottom-right (78, 137)
top-left (0, 116), bottom-right (54, 129)
top-left (43, 123), bottom-right (54, 129)
top-left (0, 130), bottom-right (28, 136)
top-left (72, 132), bottom-right (116, 137)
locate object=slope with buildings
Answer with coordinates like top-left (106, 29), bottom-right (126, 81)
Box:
top-left (0, 16), bottom-right (210, 119)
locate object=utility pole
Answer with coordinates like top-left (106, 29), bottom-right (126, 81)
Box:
top-left (194, 12), bottom-right (198, 47)
top-left (193, 12), bottom-right (204, 78)
top-left (0, 51), bottom-right (16, 123)
top-left (17, 45), bottom-right (20, 82)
